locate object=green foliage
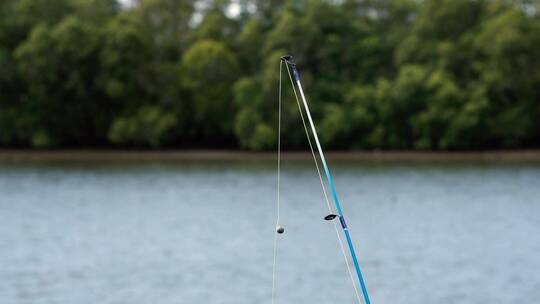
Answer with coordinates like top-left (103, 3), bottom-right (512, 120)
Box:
top-left (0, 0), bottom-right (539, 150)
top-left (14, 17), bottom-right (106, 147)
top-left (134, 0), bottom-right (194, 58)
top-left (232, 77), bottom-right (276, 150)
top-left (181, 39), bottom-right (239, 140)
top-left (99, 12), bottom-right (153, 102)
top-left (234, 108), bottom-right (275, 151)
top-left (109, 106), bottom-right (177, 148)
top-left (31, 129), bottom-right (54, 148)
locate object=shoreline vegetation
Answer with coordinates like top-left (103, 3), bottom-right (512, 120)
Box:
top-left (2, 149), bottom-right (540, 163)
top-left (1, 1), bottom-right (539, 151)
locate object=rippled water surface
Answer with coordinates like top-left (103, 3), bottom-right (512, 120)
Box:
top-left (1, 160), bottom-right (540, 304)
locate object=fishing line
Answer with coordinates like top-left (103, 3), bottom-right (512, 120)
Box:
top-left (271, 60), bottom-right (283, 304)
top-left (284, 63), bottom-right (362, 303)
top-left (272, 57), bottom-right (370, 304)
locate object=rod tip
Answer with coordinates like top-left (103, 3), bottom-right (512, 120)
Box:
top-left (280, 55), bottom-right (295, 65)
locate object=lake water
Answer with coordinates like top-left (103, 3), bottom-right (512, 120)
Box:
top-left (1, 160), bottom-right (539, 304)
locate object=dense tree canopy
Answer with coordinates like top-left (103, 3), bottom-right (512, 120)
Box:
top-left (0, 0), bottom-right (539, 150)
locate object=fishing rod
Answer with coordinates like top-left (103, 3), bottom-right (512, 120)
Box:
top-left (273, 55), bottom-right (371, 304)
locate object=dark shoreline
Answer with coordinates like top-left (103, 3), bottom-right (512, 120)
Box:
top-left (2, 149), bottom-right (540, 163)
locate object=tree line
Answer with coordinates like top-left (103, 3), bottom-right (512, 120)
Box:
top-left (1, 0), bottom-right (539, 150)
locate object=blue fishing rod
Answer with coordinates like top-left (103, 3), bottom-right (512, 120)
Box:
top-left (280, 55), bottom-right (371, 304)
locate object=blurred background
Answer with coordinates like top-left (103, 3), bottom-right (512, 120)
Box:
top-left (0, 0), bottom-right (539, 150)
top-left (1, 0), bottom-right (540, 304)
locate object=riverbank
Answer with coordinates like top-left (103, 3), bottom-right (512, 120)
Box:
top-left (2, 149), bottom-right (540, 163)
